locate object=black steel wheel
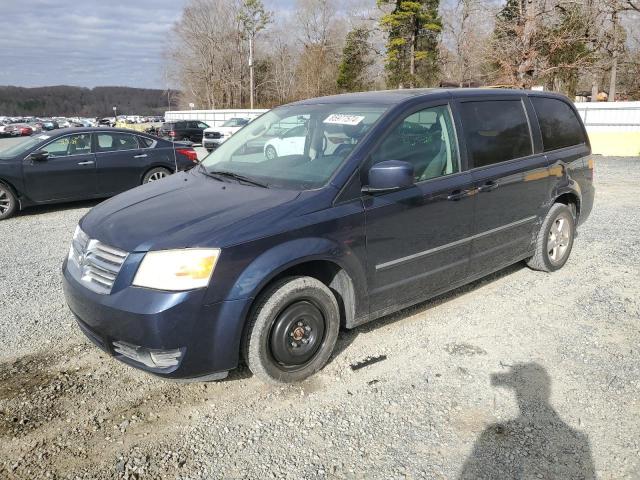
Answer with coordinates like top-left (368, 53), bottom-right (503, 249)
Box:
top-left (243, 276), bottom-right (340, 384)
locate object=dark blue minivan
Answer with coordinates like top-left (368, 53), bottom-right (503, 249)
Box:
top-left (62, 89), bottom-right (594, 383)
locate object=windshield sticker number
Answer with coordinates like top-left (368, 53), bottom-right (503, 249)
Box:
top-left (323, 114), bottom-right (365, 126)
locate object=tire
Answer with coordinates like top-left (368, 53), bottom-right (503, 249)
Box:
top-left (0, 183), bottom-right (18, 220)
top-left (243, 276), bottom-right (340, 384)
top-left (527, 203), bottom-right (575, 272)
top-left (142, 167), bottom-right (171, 184)
top-left (265, 145), bottom-right (277, 160)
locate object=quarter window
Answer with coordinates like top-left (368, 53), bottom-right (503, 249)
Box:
top-left (371, 105), bottom-right (459, 182)
top-left (531, 97), bottom-right (586, 151)
top-left (138, 136), bottom-right (155, 148)
top-left (459, 100), bottom-right (532, 168)
top-left (43, 134), bottom-right (92, 157)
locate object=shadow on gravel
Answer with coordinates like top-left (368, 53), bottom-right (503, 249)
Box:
top-left (330, 262), bottom-right (525, 362)
top-left (15, 199), bottom-right (103, 217)
top-left (459, 363), bottom-right (596, 480)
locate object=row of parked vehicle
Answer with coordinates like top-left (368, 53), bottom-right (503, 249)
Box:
top-left (0, 115), bottom-right (168, 138)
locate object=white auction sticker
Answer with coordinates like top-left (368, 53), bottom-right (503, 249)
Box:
top-left (323, 114), bottom-right (365, 126)
top-left (38, 135), bottom-right (51, 140)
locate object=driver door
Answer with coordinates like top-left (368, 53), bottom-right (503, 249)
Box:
top-left (363, 104), bottom-right (476, 315)
top-left (23, 133), bottom-right (96, 202)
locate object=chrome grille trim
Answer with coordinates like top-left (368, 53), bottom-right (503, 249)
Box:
top-left (68, 228), bottom-right (128, 294)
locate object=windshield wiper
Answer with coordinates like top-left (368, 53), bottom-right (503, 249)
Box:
top-left (207, 170), bottom-right (269, 188)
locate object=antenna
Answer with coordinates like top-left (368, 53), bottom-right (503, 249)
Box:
top-left (172, 137), bottom-right (179, 173)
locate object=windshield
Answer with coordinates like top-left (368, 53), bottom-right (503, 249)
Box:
top-left (201, 104), bottom-right (387, 190)
top-left (0, 135), bottom-right (46, 159)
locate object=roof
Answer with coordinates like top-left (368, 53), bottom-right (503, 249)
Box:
top-left (38, 127), bottom-right (153, 137)
top-left (289, 88), bottom-right (568, 106)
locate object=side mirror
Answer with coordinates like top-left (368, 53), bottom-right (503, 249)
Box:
top-left (363, 160), bottom-right (414, 193)
top-left (29, 150), bottom-right (49, 161)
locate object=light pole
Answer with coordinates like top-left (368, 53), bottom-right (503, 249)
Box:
top-left (112, 106), bottom-right (117, 127)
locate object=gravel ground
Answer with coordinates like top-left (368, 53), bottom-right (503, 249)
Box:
top-left (0, 150), bottom-right (638, 480)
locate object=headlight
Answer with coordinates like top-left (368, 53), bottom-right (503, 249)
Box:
top-left (133, 249), bottom-right (220, 291)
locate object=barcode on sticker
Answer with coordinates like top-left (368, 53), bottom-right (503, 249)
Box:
top-left (323, 114), bottom-right (365, 126)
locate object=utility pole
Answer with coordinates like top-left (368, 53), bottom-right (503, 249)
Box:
top-left (608, 8), bottom-right (619, 102)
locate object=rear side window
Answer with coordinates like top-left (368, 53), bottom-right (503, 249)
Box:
top-left (138, 136), bottom-right (155, 148)
top-left (96, 133), bottom-right (140, 152)
top-left (459, 100), bottom-right (532, 168)
top-left (531, 97), bottom-right (586, 151)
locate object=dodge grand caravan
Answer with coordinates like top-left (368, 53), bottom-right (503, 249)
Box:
top-left (63, 89), bottom-right (594, 384)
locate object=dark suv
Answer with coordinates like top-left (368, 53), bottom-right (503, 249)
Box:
top-left (63, 89), bottom-right (594, 384)
top-left (159, 120), bottom-right (209, 143)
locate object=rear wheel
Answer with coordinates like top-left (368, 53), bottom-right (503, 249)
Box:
top-left (0, 183), bottom-right (17, 220)
top-left (143, 167), bottom-right (171, 184)
top-left (527, 203), bottom-right (575, 272)
top-left (265, 145), bottom-right (277, 161)
top-left (243, 276), bottom-right (340, 384)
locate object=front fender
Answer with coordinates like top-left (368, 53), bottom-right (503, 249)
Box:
top-left (228, 237), bottom-right (367, 310)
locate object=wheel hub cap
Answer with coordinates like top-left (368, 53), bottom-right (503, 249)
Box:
top-left (547, 212), bottom-right (571, 264)
top-left (269, 301), bottom-right (325, 368)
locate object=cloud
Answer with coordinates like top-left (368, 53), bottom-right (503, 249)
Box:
top-left (0, 0), bottom-right (329, 89)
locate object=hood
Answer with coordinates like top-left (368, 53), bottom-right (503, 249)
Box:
top-left (205, 126), bottom-right (241, 135)
top-left (81, 169), bottom-right (301, 252)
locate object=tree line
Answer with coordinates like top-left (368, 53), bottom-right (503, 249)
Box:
top-left (0, 86), bottom-right (177, 117)
top-left (168, 0), bottom-right (640, 109)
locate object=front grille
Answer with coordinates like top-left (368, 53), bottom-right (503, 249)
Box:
top-left (69, 227), bottom-right (128, 294)
top-left (205, 131), bottom-right (222, 139)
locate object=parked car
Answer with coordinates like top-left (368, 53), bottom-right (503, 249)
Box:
top-left (98, 117), bottom-right (116, 127)
top-left (17, 125), bottom-right (34, 136)
top-left (263, 124), bottom-right (307, 160)
top-left (62, 89), bottom-right (594, 384)
top-left (159, 120), bottom-right (209, 143)
top-left (202, 117), bottom-right (251, 152)
top-left (0, 128), bottom-right (198, 220)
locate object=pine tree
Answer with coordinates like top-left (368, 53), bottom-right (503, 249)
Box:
top-left (378, 0), bottom-right (442, 88)
top-left (336, 26), bottom-right (375, 92)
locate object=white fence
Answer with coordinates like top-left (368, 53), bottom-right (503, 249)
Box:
top-left (165, 109), bottom-right (268, 127)
top-left (574, 101), bottom-right (640, 132)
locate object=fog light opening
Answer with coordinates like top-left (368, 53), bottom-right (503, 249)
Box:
top-left (113, 341), bottom-right (184, 369)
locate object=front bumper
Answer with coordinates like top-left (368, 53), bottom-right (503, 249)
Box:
top-left (62, 262), bottom-right (250, 379)
top-left (203, 138), bottom-right (225, 149)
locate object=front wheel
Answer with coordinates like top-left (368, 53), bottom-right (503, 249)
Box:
top-left (243, 276), bottom-right (340, 384)
top-left (527, 203), bottom-right (575, 272)
top-left (0, 183), bottom-right (18, 220)
top-left (142, 167), bottom-right (171, 184)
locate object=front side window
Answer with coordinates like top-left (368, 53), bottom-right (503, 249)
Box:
top-left (43, 134), bottom-right (92, 157)
top-left (459, 100), bottom-right (533, 168)
top-left (197, 122), bottom-right (209, 129)
top-left (371, 105), bottom-right (459, 182)
top-left (96, 133), bottom-right (139, 152)
top-left (201, 104), bottom-right (388, 190)
top-left (531, 97), bottom-right (586, 151)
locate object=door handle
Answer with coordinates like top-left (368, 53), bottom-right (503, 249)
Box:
top-left (478, 180), bottom-right (499, 193)
top-left (447, 189), bottom-right (472, 201)
top-left (133, 154), bottom-right (148, 158)
top-left (77, 161), bottom-right (95, 165)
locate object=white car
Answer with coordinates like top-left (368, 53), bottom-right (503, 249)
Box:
top-left (203, 117), bottom-right (251, 152)
top-left (263, 125), bottom-right (307, 159)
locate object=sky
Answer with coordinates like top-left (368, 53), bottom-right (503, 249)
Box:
top-left (0, 0), bottom-right (296, 89)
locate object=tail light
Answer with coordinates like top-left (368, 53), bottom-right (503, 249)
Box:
top-left (176, 147), bottom-right (198, 163)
